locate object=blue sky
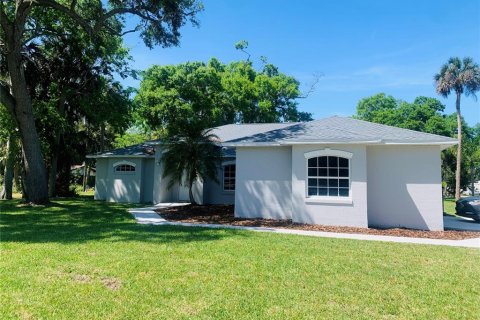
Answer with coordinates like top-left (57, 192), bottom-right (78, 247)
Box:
top-left (121, 0), bottom-right (480, 125)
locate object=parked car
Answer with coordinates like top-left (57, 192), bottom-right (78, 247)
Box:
top-left (455, 197), bottom-right (480, 222)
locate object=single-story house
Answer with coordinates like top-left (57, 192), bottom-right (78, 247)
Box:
top-left (87, 116), bottom-right (457, 231)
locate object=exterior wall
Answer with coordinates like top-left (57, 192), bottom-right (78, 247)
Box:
top-left (203, 159), bottom-right (235, 205)
top-left (94, 157), bottom-right (144, 203)
top-left (152, 145), bottom-right (204, 204)
top-left (94, 158), bottom-right (108, 200)
top-left (291, 145), bottom-right (368, 227)
top-left (141, 158), bottom-right (155, 203)
top-left (235, 147), bottom-right (293, 219)
top-left (367, 145), bottom-right (444, 231)
top-left (192, 179), bottom-right (204, 204)
top-left (152, 146), bottom-right (174, 203)
top-left (170, 179), bottom-right (204, 204)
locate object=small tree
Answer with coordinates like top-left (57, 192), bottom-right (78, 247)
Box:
top-left (161, 126), bottom-right (222, 205)
top-left (434, 57), bottom-right (480, 200)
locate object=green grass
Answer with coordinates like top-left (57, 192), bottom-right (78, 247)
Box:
top-left (1, 198), bottom-right (479, 319)
top-left (443, 198), bottom-right (456, 215)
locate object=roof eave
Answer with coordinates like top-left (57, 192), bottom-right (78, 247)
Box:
top-left (86, 155), bottom-right (155, 159)
top-left (221, 140), bottom-right (383, 147)
top-left (145, 141), bottom-right (163, 146)
top-left (221, 139), bottom-right (458, 148)
top-left (382, 141), bottom-right (458, 150)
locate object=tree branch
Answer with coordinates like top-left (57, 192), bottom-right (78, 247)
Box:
top-left (121, 28), bottom-right (139, 37)
top-left (0, 82), bottom-right (16, 116)
top-left (0, 1), bottom-right (13, 38)
top-left (28, 1), bottom-right (158, 38)
top-left (298, 72), bottom-right (323, 99)
top-left (70, 0), bottom-right (77, 11)
top-left (29, 0), bottom-right (94, 35)
top-left (93, 6), bottom-right (157, 34)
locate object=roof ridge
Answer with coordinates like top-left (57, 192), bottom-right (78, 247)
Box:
top-left (215, 122), bottom-right (300, 127)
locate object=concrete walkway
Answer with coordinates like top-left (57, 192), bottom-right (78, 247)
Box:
top-left (129, 207), bottom-right (480, 249)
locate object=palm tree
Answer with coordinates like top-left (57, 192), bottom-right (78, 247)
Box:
top-left (434, 57), bottom-right (480, 200)
top-left (161, 127), bottom-right (222, 205)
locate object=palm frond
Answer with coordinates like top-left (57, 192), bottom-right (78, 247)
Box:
top-left (434, 56), bottom-right (480, 98)
top-left (160, 126), bottom-right (222, 193)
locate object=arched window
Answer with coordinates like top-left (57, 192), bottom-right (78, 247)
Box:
top-left (223, 164), bottom-right (236, 191)
top-left (305, 149), bottom-right (352, 198)
top-left (115, 164), bottom-right (136, 172)
top-left (113, 161), bottom-right (136, 174)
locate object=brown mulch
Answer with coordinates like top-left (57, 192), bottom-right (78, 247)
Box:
top-left (156, 205), bottom-right (480, 240)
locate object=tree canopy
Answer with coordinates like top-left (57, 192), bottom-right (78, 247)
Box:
top-left (0, 0), bottom-right (203, 203)
top-left (355, 93), bottom-right (452, 136)
top-left (135, 57), bottom-right (312, 135)
top-left (355, 93), bottom-right (480, 195)
top-left (434, 56), bottom-right (480, 199)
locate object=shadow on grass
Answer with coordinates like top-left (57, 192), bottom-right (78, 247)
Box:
top-left (0, 198), bottom-right (249, 244)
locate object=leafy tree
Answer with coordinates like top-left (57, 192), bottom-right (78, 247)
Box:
top-left (136, 57), bottom-right (312, 134)
top-left (136, 61), bottom-right (227, 135)
top-left (434, 57), bottom-right (480, 199)
top-left (355, 93), bottom-right (480, 196)
top-left (441, 123), bottom-right (480, 196)
top-left (22, 14), bottom-right (133, 196)
top-left (0, 0), bottom-right (202, 204)
top-left (160, 126), bottom-right (222, 204)
top-left (113, 127), bottom-right (158, 149)
top-left (0, 104), bottom-right (19, 199)
top-left (355, 94), bottom-right (451, 135)
top-left (466, 124), bottom-right (480, 195)
top-left (234, 40), bottom-right (250, 61)
top-left (439, 114), bottom-right (472, 195)
top-left (356, 93), bottom-right (398, 125)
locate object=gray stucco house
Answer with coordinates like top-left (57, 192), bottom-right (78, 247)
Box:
top-left (88, 116), bottom-right (457, 231)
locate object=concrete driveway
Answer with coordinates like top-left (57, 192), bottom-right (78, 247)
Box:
top-left (444, 215), bottom-right (480, 231)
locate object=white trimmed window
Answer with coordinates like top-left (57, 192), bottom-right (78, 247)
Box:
top-left (113, 161), bottom-right (136, 174)
top-left (223, 164), bottom-right (236, 191)
top-left (304, 149), bottom-right (352, 198)
top-left (115, 164), bottom-right (135, 172)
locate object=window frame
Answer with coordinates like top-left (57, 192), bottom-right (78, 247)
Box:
top-left (113, 161), bottom-right (136, 175)
top-left (222, 162), bottom-right (236, 192)
top-left (304, 149), bottom-right (353, 202)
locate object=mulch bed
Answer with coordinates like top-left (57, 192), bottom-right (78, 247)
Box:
top-left (155, 205), bottom-right (480, 240)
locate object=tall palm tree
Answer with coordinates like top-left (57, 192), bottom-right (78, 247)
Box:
top-left (161, 127), bottom-right (222, 205)
top-left (434, 57), bottom-right (480, 200)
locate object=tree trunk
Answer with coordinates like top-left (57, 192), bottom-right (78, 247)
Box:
top-left (20, 159), bottom-right (27, 199)
top-left (48, 96), bottom-right (67, 197)
top-left (13, 162), bottom-right (20, 193)
top-left (455, 92), bottom-right (462, 200)
top-left (48, 154), bottom-right (58, 197)
top-left (188, 184), bottom-right (197, 205)
top-left (0, 134), bottom-right (15, 200)
top-left (100, 123), bottom-right (105, 153)
top-left (5, 33), bottom-right (48, 204)
top-left (82, 162), bottom-right (88, 192)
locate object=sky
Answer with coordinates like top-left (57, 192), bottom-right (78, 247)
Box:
top-left (121, 0), bottom-right (480, 125)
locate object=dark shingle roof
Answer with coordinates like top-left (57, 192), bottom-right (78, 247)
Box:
top-left (86, 143), bottom-right (155, 158)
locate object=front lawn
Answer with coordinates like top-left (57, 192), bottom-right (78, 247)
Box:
top-left (1, 198), bottom-right (479, 319)
top-left (444, 198), bottom-right (456, 215)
